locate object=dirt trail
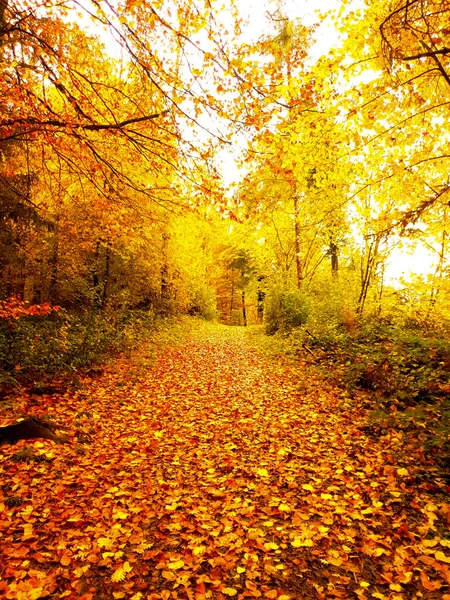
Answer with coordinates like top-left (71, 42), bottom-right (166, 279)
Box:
top-left (0, 325), bottom-right (448, 600)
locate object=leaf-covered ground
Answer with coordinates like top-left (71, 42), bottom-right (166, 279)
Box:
top-left (1, 323), bottom-right (450, 600)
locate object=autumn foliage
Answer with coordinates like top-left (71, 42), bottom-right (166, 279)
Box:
top-left (1, 0), bottom-right (450, 598)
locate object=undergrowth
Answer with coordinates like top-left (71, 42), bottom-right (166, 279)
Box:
top-left (247, 320), bottom-right (450, 473)
top-left (0, 310), bottom-right (205, 391)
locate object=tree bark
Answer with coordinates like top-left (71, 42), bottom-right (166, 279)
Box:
top-left (242, 290), bottom-right (247, 327)
top-left (93, 240), bottom-right (102, 309)
top-left (229, 274), bottom-right (235, 324)
top-left (102, 243), bottom-right (110, 308)
top-left (329, 240), bottom-right (339, 277)
top-left (357, 236), bottom-right (380, 315)
top-left (293, 193), bottom-right (303, 289)
top-left (0, 0), bottom-right (7, 38)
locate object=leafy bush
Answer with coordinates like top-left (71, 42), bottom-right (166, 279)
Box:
top-left (187, 284), bottom-right (217, 321)
top-left (264, 288), bottom-right (310, 334)
top-left (0, 308), bottom-right (157, 379)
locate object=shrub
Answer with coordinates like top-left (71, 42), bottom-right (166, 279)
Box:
top-left (264, 288), bottom-right (310, 334)
top-left (187, 285), bottom-right (217, 321)
top-left (0, 308), bottom-right (157, 379)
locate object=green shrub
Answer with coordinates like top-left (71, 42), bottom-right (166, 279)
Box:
top-left (0, 308), bottom-right (157, 378)
top-left (187, 285), bottom-right (217, 321)
top-left (264, 288), bottom-right (310, 335)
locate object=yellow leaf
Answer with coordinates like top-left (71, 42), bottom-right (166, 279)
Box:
top-left (111, 561), bottom-right (132, 582)
top-left (398, 571), bottom-right (413, 584)
top-left (113, 510), bottom-right (129, 520)
top-left (302, 484), bottom-right (314, 492)
top-left (123, 561), bottom-right (132, 573)
top-left (278, 503), bottom-right (290, 512)
top-left (264, 542), bottom-right (279, 550)
top-left (237, 566), bottom-right (245, 574)
top-left (130, 594), bottom-right (143, 600)
top-left (222, 588), bottom-right (237, 596)
top-left (257, 468), bottom-right (269, 477)
top-left (98, 537), bottom-right (113, 549)
top-left (389, 583), bottom-right (402, 592)
top-left (435, 551), bottom-right (450, 563)
top-left (162, 571), bottom-right (176, 581)
top-left (397, 468), bottom-right (409, 476)
top-left (111, 568), bottom-right (126, 583)
top-left (292, 538), bottom-right (313, 548)
top-left (320, 493), bottom-right (333, 500)
top-left (193, 545), bottom-right (206, 556)
top-left (373, 548), bottom-right (385, 557)
top-left (207, 468), bottom-right (215, 473)
top-left (167, 559), bottom-right (184, 570)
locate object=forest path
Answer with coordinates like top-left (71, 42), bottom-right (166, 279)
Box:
top-left (0, 323), bottom-right (448, 600)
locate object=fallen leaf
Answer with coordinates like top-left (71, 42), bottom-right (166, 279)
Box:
top-left (222, 588), bottom-right (237, 596)
top-left (167, 560), bottom-right (184, 570)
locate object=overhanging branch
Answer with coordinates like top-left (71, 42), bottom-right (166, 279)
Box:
top-left (0, 110), bottom-right (170, 132)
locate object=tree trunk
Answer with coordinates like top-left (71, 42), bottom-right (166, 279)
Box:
top-left (257, 276), bottom-right (265, 323)
top-left (357, 236), bottom-right (380, 315)
top-left (229, 273), bottom-right (235, 324)
top-left (0, 417), bottom-right (69, 446)
top-left (160, 231), bottom-right (170, 308)
top-left (93, 240), bottom-right (102, 309)
top-left (293, 193), bottom-right (302, 289)
top-left (0, 0), bottom-right (7, 41)
top-left (241, 290), bottom-right (247, 327)
top-left (49, 214), bottom-right (59, 304)
top-left (102, 243), bottom-right (110, 308)
top-left (426, 229), bottom-right (446, 320)
top-left (329, 241), bottom-right (338, 277)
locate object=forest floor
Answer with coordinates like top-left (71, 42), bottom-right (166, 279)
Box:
top-left (1, 322), bottom-right (450, 600)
